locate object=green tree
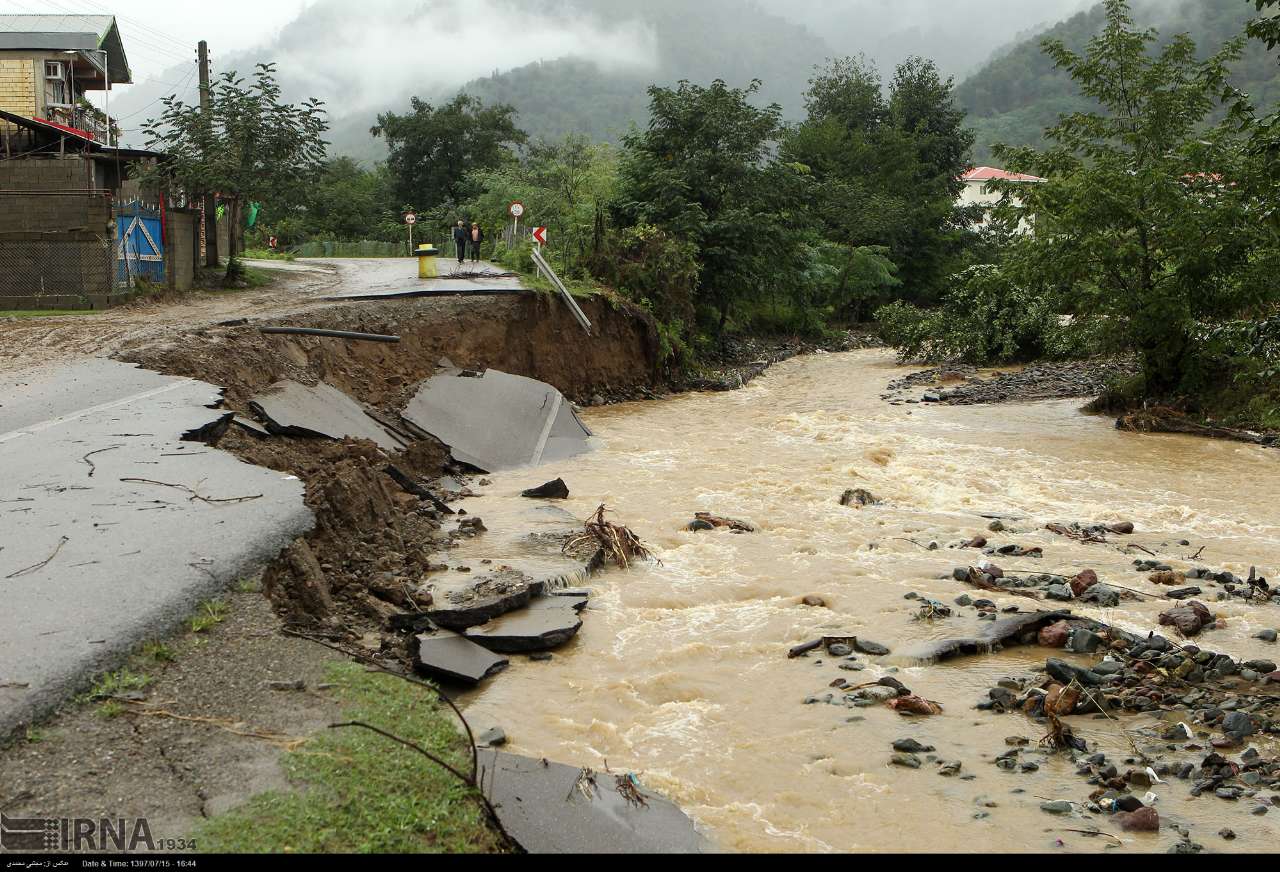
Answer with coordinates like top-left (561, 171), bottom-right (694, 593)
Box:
top-left (372, 94), bottom-right (527, 213)
top-left (142, 64), bottom-right (328, 270)
top-left (994, 0), bottom-right (1278, 394)
top-left (785, 56), bottom-right (976, 307)
top-left (612, 79), bottom-right (790, 331)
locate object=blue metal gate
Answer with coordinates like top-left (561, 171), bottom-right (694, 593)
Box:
top-left (115, 203), bottom-right (165, 286)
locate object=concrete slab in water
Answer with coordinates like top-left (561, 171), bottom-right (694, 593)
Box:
top-left (402, 369), bottom-right (592, 472)
top-left (527, 594), bottom-right (588, 612)
top-left (413, 630), bottom-right (509, 685)
top-left (250, 380), bottom-right (405, 451)
top-left (478, 750), bottom-right (710, 854)
top-left (465, 605), bottom-right (583, 653)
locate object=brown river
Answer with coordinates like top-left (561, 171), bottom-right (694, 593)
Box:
top-left (455, 349), bottom-right (1280, 853)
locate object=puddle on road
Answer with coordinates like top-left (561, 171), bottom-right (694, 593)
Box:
top-left (449, 349), bottom-right (1280, 853)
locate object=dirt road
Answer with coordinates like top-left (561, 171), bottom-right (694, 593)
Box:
top-left (0, 258), bottom-right (498, 377)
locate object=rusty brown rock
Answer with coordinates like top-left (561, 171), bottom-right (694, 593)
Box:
top-left (1038, 621), bottom-right (1071, 648)
top-left (1116, 806), bottom-right (1160, 832)
top-left (1071, 569), bottom-right (1099, 597)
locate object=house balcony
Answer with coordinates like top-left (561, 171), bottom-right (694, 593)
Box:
top-left (43, 104), bottom-right (114, 145)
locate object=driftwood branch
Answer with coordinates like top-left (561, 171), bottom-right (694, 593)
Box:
top-left (5, 536), bottom-right (70, 579)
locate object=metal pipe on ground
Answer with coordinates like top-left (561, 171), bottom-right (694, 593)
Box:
top-left (259, 327), bottom-right (401, 343)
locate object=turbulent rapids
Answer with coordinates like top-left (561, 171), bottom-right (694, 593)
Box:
top-left (450, 349), bottom-right (1280, 853)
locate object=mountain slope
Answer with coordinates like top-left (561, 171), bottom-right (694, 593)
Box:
top-left (956, 0), bottom-right (1280, 163)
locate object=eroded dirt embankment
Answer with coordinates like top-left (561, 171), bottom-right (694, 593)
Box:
top-left (121, 293), bottom-right (662, 647)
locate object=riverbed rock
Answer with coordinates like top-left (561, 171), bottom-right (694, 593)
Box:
top-left (1046, 584), bottom-right (1074, 602)
top-left (1079, 585), bottom-right (1121, 608)
top-left (1255, 629), bottom-right (1278, 643)
top-left (891, 753), bottom-right (922, 769)
top-left (840, 488), bottom-right (879, 508)
top-left (521, 478), bottom-right (570, 500)
top-left (479, 726), bottom-right (508, 747)
top-left (1245, 659), bottom-right (1277, 674)
top-left (1116, 807), bottom-right (1160, 832)
top-left (1040, 800), bottom-right (1073, 815)
top-left (1038, 621), bottom-right (1071, 648)
top-left (893, 738), bottom-right (935, 754)
top-left (1159, 601), bottom-right (1214, 637)
top-left (1071, 570), bottom-right (1099, 597)
top-left (854, 638), bottom-right (892, 656)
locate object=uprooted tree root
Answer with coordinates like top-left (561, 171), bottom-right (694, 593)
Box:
top-left (564, 505), bottom-right (659, 569)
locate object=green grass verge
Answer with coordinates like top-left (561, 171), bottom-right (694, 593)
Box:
top-left (0, 309), bottom-right (96, 318)
top-left (194, 662), bottom-right (503, 854)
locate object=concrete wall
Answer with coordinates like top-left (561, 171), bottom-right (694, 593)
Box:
top-left (0, 190), bottom-right (119, 310)
top-left (0, 155), bottom-right (94, 191)
top-left (167, 209), bottom-right (197, 292)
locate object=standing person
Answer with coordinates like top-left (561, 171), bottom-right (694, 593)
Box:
top-left (452, 220), bottom-right (468, 265)
top-left (470, 222), bottom-right (484, 263)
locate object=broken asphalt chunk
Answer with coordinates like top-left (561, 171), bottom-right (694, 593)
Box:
top-left (413, 629), bottom-right (509, 685)
top-left (403, 369), bottom-right (592, 472)
top-left (464, 605), bottom-right (583, 653)
top-left (249, 380), bottom-right (406, 451)
top-left (478, 750), bottom-right (709, 853)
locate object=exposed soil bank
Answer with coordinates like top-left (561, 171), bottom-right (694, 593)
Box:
top-left (124, 293), bottom-right (662, 411)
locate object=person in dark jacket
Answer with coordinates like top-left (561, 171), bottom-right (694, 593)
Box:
top-left (469, 223), bottom-right (484, 263)
top-left (452, 220), bottom-right (468, 264)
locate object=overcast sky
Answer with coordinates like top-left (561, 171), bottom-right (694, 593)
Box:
top-left (0, 0), bottom-right (310, 82)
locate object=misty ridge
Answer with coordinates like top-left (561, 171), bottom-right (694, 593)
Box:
top-left (109, 0), bottom-right (1221, 156)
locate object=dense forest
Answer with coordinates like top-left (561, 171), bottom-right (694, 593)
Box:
top-left (958, 0), bottom-right (1280, 161)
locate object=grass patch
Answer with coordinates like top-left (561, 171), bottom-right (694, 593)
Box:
top-left (233, 577), bottom-right (263, 594)
top-left (194, 662), bottom-right (502, 854)
top-left (189, 600), bottom-right (230, 634)
top-left (0, 309), bottom-right (96, 318)
top-left (82, 668), bottom-right (152, 706)
top-left (142, 640), bottom-right (177, 663)
top-left (243, 248), bottom-right (296, 262)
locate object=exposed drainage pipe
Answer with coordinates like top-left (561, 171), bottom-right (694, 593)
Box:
top-left (259, 327), bottom-right (401, 343)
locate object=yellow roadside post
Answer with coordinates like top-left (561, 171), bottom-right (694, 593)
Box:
top-left (416, 244), bottom-right (440, 279)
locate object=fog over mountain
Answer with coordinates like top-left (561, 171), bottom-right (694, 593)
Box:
top-left (107, 0), bottom-right (1179, 154)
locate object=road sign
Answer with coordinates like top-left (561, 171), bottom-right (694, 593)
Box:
top-left (404, 213), bottom-right (417, 225)
top-left (532, 226), bottom-right (547, 246)
top-left (509, 202), bottom-right (525, 219)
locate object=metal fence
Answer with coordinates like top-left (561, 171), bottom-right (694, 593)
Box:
top-left (292, 240), bottom-right (409, 259)
top-left (0, 232), bottom-right (118, 311)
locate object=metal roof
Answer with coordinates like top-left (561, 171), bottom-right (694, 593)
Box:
top-left (0, 107), bottom-right (163, 159)
top-left (960, 166), bottom-right (1045, 183)
top-left (0, 15), bottom-right (132, 85)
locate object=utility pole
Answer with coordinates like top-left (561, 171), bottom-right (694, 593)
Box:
top-left (199, 40), bottom-right (219, 269)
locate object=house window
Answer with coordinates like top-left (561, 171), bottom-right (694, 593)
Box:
top-left (44, 61), bottom-right (69, 106)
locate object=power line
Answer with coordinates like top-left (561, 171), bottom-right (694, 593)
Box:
top-left (38, 0), bottom-right (192, 62)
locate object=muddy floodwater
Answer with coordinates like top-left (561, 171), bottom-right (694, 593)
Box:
top-left (457, 349), bottom-right (1280, 853)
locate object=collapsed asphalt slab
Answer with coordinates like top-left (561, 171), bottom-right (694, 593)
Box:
top-left (413, 629), bottom-right (509, 685)
top-left (0, 360), bottom-right (312, 737)
top-left (478, 750), bottom-right (710, 854)
top-left (403, 368), bottom-right (593, 472)
top-left (249, 379), bottom-right (407, 451)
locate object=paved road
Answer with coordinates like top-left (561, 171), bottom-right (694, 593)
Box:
top-left (0, 257), bottom-right (532, 736)
top-left (0, 359), bottom-right (312, 736)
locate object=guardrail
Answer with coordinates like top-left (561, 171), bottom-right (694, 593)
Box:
top-left (530, 246), bottom-right (592, 335)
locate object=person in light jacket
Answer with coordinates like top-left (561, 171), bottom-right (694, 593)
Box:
top-left (452, 220), bottom-right (468, 264)
top-left (469, 223), bottom-right (484, 263)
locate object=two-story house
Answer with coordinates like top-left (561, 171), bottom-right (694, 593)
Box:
top-left (0, 14), bottom-right (130, 150)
